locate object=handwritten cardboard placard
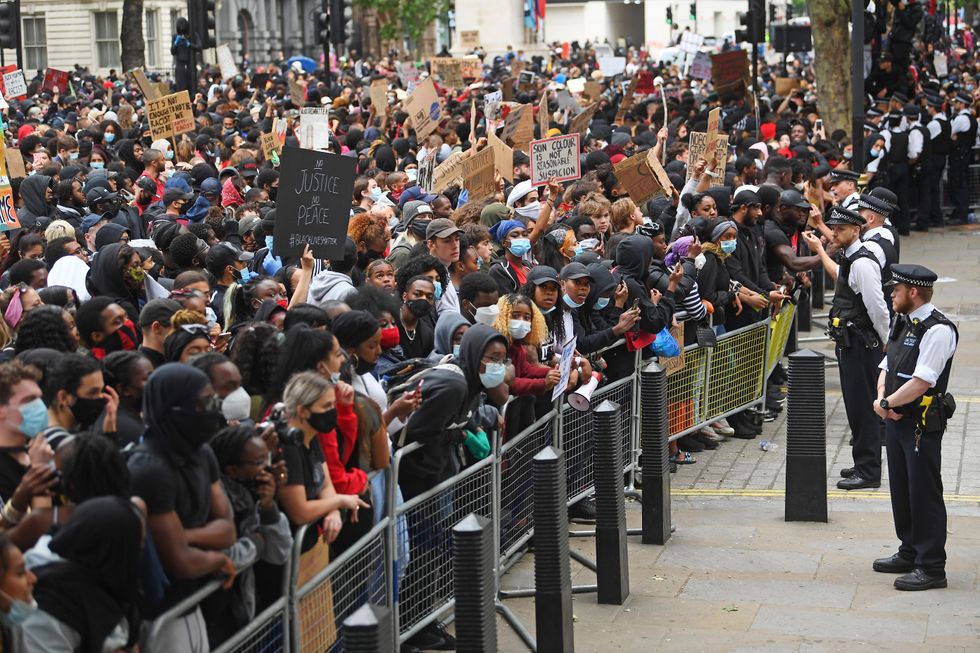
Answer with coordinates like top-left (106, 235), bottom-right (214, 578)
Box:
top-left (537, 92), bottom-right (549, 139)
top-left (1, 70), bottom-right (27, 99)
top-left (459, 29), bottom-right (480, 49)
top-left (404, 77), bottom-right (441, 142)
top-left (568, 102), bottom-right (598, 137)
top-left (501, 77), bottom-right (515, 102)
top-left (488, 130), bottom-right (513, 182)
top-left (462, 146), bottom-right (496, 199)
top-left (289, 77), bottom-right (307, 107)
top-left (433, 150), bottom-right (467, 193)
top-left (584, 81), bottom-right (602, 100)
top-left (299, 108), bottom-right (332, 151)
top-left (0, 142), bottom-right (22, 232)
top-left (499, 105), bottom-right (528, 146)
top-left (274, 146), bottom-right (357, 260)
top-left (433, 60), bottom-right (464, 89)
top-left (147, 90), bottom-right (194, 140)
top-left (530, 133), bottom-right (581, 186)
top-left (484, 89), bottom-right (503, 121)
top-left (4, 146), bottom-right (26, 179)
top-left (370, 78), bottom-right (388, 111)
top-left (707, 107), bottom-right (721, 134)
top-left (217, 44), bottom-right (240, 80)
top-left (129, 68), bottom-right (161, 100)
top-left (614, 148), bottom-right (673, 205)
top-left (774, 77), bottom-right (802, 96)
top-left (40, 68), bottom-right (70, 94)
top-left (431, 57), bottom-right (481, 81)
top-left (686, 131), bottom-right (730, 180)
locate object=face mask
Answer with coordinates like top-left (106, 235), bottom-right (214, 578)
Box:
top-left (221, 386), bottom-right (252, 422)
top-left (14, 398), bottom-right (48, 439)
top-left (579, 238), bottom-right (599, 251)
top-left (69, 152), bottom-right (79, 161)
top-left (720, 240), bottom-right (737, 254)
top-left (90, 161), bottom-right (105, 170)
top-left (563, 294), bottom-right (584, 309)
top-left (265, 235), bottom-right (274, 251)
top-left (173, 405), bottom-right (224, 448)
top-left (329, 371), bottom-right (342, 384)
top-left (98, 320), bottom-right (139, 357)
top-left (541, 304), bottom-right (556, 314)
top-left (232, 266), bottom-right (254, 284)
top-left (967, 85), bottom-right (975, 92)
top-left (515, 202), bottom-right (541, 221)
top-left (369, 187), bottom-right (383, 202)
top-left (509, 319), bottom-right (532, 340)
top-left (508, 237), bottom-right (531, 257)
top-left (793, 182), bottom-right (805, 192)
top-left (406, 298), bottom-right (432, 318)
top-left (573, 245), bottom-right (584, 257)
top-left (453, 344), bottom-right (461, 357)
top-left (410, 220), bottom-right (430, 237)
top-left (595, 297), bottom-right (610, 310)
top-left (104, 132), bottom-right (116, 143)
top-left (406, 168), bottom-right (418, 182)
top-left (870, 149), bottom-right (882, 158)
top-left (308, 407), bottom-right (338, 433)
top-left (694, 253), bottom-right (707, 269)
top-left (165, 150), bottom-right (174, 160)
top-left (0, 591), bottom-right (37, 626)
top-left (479, 362), bottom-right (506, 388)
top-left (433, 281), bottom-right (443, 301)
top-left (843, 151), bottom-right (853, 160)
top-left (380, 326), bottom-right (401, 349)
top-left (474, 305), bottom-right (498, 325)
top-left (126, 267), bottom-right (146, 286)
top-left (70, 395), bottom-right (107, 427)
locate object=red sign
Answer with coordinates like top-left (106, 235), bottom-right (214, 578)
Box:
top-left (41, 68), bottom-right (70, 94)
top-left (636, 71), bottom-right (655, 95)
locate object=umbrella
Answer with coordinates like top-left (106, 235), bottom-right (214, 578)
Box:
top-left (287, 56), bottom-right (317, 74)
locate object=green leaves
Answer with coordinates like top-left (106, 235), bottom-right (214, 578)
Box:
top-left (355, 0), bottom-right (449, 48)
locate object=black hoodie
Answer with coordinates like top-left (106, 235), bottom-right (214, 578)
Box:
top-left (17, 174), bottom-right (55, 230)
top-left (614, 235), bottom-right (674, 334)
top-left (572, 263), bottom-right (623, 354)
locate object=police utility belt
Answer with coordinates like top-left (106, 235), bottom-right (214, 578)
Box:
top-left (827, 317), bottom-right (880, 350)
top-left (901, 392), bottom-right (957, 436)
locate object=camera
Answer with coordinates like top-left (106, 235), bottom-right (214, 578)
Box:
top-left (258, 402), bottom-right (304, 447)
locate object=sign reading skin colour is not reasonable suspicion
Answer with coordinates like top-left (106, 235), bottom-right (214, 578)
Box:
top-left (529, 134), bottom-right (581, 186)
top-left (274, 147), bottom-right (357, 261)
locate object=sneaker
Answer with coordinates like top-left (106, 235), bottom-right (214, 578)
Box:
top-left (569, 497), bottom-right (597, 524)
top-left (711, 421), bottom-right (735, 437)
top-left (404, 622), bottom-right (456, 651)
top-left (699, 427), bottom-right (726, 442)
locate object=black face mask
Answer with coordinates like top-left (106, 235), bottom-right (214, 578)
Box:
top-left (308, 408), bottom-right (338, 434)
top-left (406, 298), bottom-right (433, 318)
top-left (98, 321), bottom-right (139, 356)
top-left (171, 408), bottom-right (225, 448)
top-left (410, 220), bottom-right (430, 238)
top-left (268, 186), bottom-right (278, 201)
top-left (357, 249), bottom-right (385, 269)
top-left (70, 396), bottom-right (107, 427)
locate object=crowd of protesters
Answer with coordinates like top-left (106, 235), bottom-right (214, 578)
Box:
top-left (0, 3), bottom-right (973, 648)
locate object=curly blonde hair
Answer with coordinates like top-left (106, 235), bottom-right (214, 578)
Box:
top-left (493, 294), bottom-right (548, 347)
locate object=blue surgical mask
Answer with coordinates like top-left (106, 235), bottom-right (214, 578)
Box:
top-left (370, 187), bottom-right (383, 202)
top-left (16, 398), bottom-right (48, 439)
top-left (406, 168), bottom-right (418, 182)
top-left (329, 372), bottom-right (341, 384)
top-left (165, 150), bottom-right (174, 160)
top-left (870, 149), bottom-right (881, 158)
top-left (69, 151), bottom-right (79, 161)
top-left (720, 240), bottom-right (737, 254)
top-left (563, 294), bottom-right (584, 309)
top-left (433, 281), bottom-right (443, 300)
top-left (104, 132), bottom-right (116, 143)
top-left (479, 362), bottom-right (506, 388)
top-left (508, 237), bottom-right (531, 257)
top-left (843, 151), bottom-right (853, 160)
top-left (453, 344), bottom-right (461, 357)
top-left (573, 245), bottom-right (584, 257)
top-left (265, 235), bottom-right (274, 251)
top-left (509, 319), bottom-right (532, 340)
top-left (541, 305), bottom-right (556, 314)
top-left (0, 592), bottom-right (37, 626)
top-left (90, 161), bottom-right (104, 169)
top-left (595, 297), bottom-right (610, 310)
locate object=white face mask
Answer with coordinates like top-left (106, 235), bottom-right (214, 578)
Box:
top-left (515, 201), bottom-right (541, 221)
top-left (221, 386), bottom-right (252, 422)
top-left (694, 253), bottom-right (707, 269)
top-left (474, 305), bottom-right (499, 326)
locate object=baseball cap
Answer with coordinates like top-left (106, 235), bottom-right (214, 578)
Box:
top-left (201, 178), bottom-right (221, 195)
top-left (162, 188), bottom-right (195, 205)
top-left (206, 242), bottom-right (254, 270)
top-left (778, 189), bottom-right (811, 209)
top-left (238, 214), bottom-right (261, 236)
top-left (80, 213), bottom-right (108, 233)
top-left (560, 262), bottom-right (594, 281)
top-left (425, 218), bottom-right (463, 240)
top-left (84, 188), bottom-right (118, 206)
top-left (138, 298), bottom-right (182, 329)
top-left (239, 159), bottom-right (259, 178)
top-left (135, 176), bottom-right (157, 194)
top-left (527, 265), bottom-right (560, 286)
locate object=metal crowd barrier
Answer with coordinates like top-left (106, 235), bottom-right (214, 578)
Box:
top-left (141, 304), bottom-right (794, 652)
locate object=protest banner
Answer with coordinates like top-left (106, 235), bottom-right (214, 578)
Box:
top-left (404, 77), bottom-right (441, 143)
top-left (488, 131), bottom-right (513, 182)
top-left (463, 147), bottom-right (497, 198)
top-left (530, 134), bottom-right (581, 186)
top-left (711, 50), bottom-right (749, 97)
top-left (597, 56), bottom-right (626, 77)
top-left (273, 147), bottom-right (357, 260)
top-left (774, 77), bottom-right (802, 96)
top-left (0, 142), bottom-right (22, 232)
top-left (689, 51), bottom-right (712, 81)
top-left (217, 44), bottom-right (240, 80)
top-left (433, 151), bottom-right (467, 193)
top-left (568, 102), bottom-right (598, 136)
top-left (1, 70), bottom-right (26, 99)
top-left (289, 77), bottom-right (306, 106)
top-left (552, 337), bottom-right (578, 401)
top-left (370, 78), bottom-right (388, 112)
top-left (40, 68), bottom-right (70, 93)
top-left (417, 153), bottom-right (437, 193)
top-left (147, 91), bottom-right (194, 140)
top-left (299, 108), bottom-right (332, 150)
top-left (459, 29), bottom-right (480, 49)
top-left (433, 60), bottom-right (464, 88)
top-left (614, 148), bottom-right (673, 205)
top-left (431, 57), bottom-right (481, 82)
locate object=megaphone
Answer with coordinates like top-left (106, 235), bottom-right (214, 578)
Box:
top-left (567, 371), bottom-right (601, 412)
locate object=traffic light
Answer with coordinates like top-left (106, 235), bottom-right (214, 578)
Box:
top-left (769, 3), bottom-right (776, 23)
top-left (202, 0), bottom-right (217, 48)
top-left (666, 6), bottom-right (673, 25)
top-left (315, 2), bottom-right (329, 44)
top-left (736, 11), bottom-right (754, 42)
top-left (330, 0), bottom-right (352, 47)
top-left (0, 2), bottom-right (18, 50)
top-left (689, 2), bottom-right (696, 20)
top-left (749, 0), bottom-right (765, 39)
top-left (786, 4), bottom-right (793, 19)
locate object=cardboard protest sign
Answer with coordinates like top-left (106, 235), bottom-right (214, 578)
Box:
top-left (552, 337), bottom-right (578, 401)
top-left (537, 93), bottom-right (549, 139)
top-left (432, 57), bottom-right (481, 82)
top-left (4, 146), bottom-right (26, 179)
top-left (260, 132), bottom-right (280, 159)
top-left (370, 78), bottom-right (388, 111)
top-left (501, 77), bottom-right (515, 102)
top-left (127, 68), bottom-right (158, 99)
top-left (689, 51), bottom-right (712, 81)
top-left (433, 60), bottom-right (464, 88)
top-left (433, 151), bottom-right (467, 192)
top-left (518, 70), bottom-right (535, 92)
top-left (404, 77), bottom-right (442, 143)
top-left (299, 108), bottom-right (332, 150)
top-left (147, 91), bottom-right (194, 140)
top-left (488, 130), bottom-right (513, 182)
top-left (707, 107), bottom-right (721, 134)
top-left (398, 63), bottom-right (421, 93)
top-left (584, 80), bottom-right (602, 100)
top-left (417, 153), bottom-right (437, 192)
top-left (530, 134), bottom-right (581, 186)
top-left (1, 70), bottom-right (26, 99)
top-left (597, 56), bottom-right (626, 77)
top-left (615, 76), bottom-right (639, 123)
top-left (660, 323), bottom-right (685, 375)
top-left (484, 89), bottom-right (503, 121)
top-left (711, 50), bottom-right (749, 97)
top-left (614, 147), bottom-right (674, 204)
top-left (273, 147), bottom-right (357, 260)
top-left (153, 82), bottom-right (171, 97)
top-left (289, 78), bottom-right (306, 107)
top-left (0, 142), bottom-right (22, 232)
top-left (459, 29), bottom-right (480, 49)
top-left (217, 44), bottom-right (240, 81)
top-left (774, 77), bottom-right (802, 96)
top-left (568, 102), bottom-right (598, 136)
top-left (499, 105), bottom-right (528, 146)
top-left (462, 147), bottom-right (496, 198)
top-left (686, 131), bottom-right (729, 180)
top-left (41, 68), bottom-right (70, 94)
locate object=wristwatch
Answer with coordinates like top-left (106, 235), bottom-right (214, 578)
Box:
top-left (879, 398), bottom-right (890, 410)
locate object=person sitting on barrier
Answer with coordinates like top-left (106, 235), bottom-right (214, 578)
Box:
top-left (127, 363), bottom-right (238, 649)
top-left (279, 371), bottom-right (370, 554)
top-left (21, 496), bottom-right (145, 653)
top-left (205, 424), bottom-right (292, 646)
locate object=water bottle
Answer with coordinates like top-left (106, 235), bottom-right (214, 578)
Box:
top-left (759, 440), bottom-right (778, 452)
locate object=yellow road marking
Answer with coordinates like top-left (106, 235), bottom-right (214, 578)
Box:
top-left (671, 489), bottom-right (980, 502)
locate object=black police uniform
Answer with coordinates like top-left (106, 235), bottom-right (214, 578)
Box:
top-left (919, 108), bottom-right (951, 230)
top-left (826, 208), bottom-right (887, 487)
top-left (948, 105), bottom-right (977, 223)
top-left (878, 264), bottom-right (958, 587)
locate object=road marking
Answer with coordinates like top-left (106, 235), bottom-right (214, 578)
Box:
top-left (671, 489), bottom-right (980, 502)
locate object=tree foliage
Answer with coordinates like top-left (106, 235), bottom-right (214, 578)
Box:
top-left (355, 0), bottom-right (449, 52)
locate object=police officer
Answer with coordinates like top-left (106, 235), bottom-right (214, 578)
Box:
top-left (915, 94), bottom-right (950, 232)
top-left (802, 207), bottom-right (889, 490)
top-left (947, 91), bottom-right (977, 225)
top-left (872, 264), bottom-right (958, 591)
top-left (883, 108), bottom-right (913, 235)
top-left (828, 169), bottom-right (861, 211)
top-left (858, 193), bottom-right (899, 314)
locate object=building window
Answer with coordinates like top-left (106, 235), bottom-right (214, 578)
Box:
top-left (94, 11), bottom-right (120, 68)
top-left (21, 16), bottom-right (47, 71)
top-left (146, 10), bottom-right (158, 67)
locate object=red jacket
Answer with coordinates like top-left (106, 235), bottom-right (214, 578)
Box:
top-left (508, 341), bottom-right (552, 396)
top-left (316, 399), bottom-right (367, 495)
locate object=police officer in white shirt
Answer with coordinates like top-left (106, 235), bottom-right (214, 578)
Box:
top-left (948, 91), bottom-right (977, 224)
top-left (828, 169), bottom-right (861, 211)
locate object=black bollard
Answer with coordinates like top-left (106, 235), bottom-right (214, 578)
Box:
top-left (592, 400), bottom-right (630, 604)
top-left (453, 513), bottom-right (496, 652)
top-left (343, 603), bottom-right (394, 653)
top-left (533, 446), bottom-right (574, 653)
top-left (785, 349), bottom-right (828, 522)
top-left (640, 360), bottom-right (671, 545)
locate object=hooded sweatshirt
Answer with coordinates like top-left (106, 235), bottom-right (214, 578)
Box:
top-left (427, 311), bottom-right (470, 362)
top-left (17, 174), bottom-right (55, 230)
top-left (308, 270), bottom-right (356, 306)
top-left (614, 235), bottom-right (674, 334)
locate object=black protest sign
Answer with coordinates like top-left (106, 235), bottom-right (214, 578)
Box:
top-left (274, 147), bottom-right (356, 260)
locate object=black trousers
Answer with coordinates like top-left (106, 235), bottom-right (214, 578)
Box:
top-left (887, 162), bottom-right (911, 233)
top-left (948, 152), bottom-right (970, 223)
top-left (885, 416), bottom-right (947, 574)
top-left (836, 344), bottom-right (882, 481)
top-left (916, 155), bottom-right (946, 228)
